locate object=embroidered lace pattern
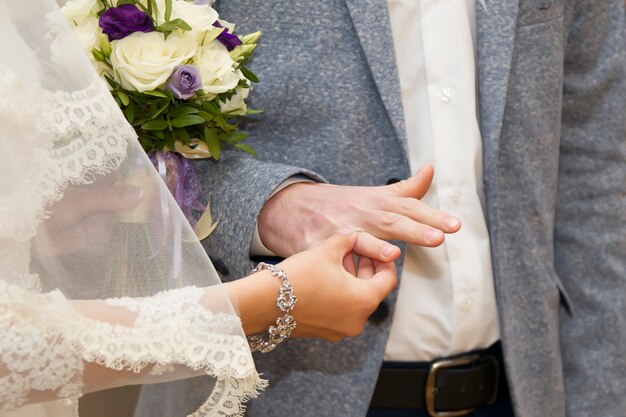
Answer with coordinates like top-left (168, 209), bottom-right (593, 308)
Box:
top-left (0, 68), bottom-right (130, 242)
top-left (0, 282), bottom-right (265, 416)
top-left (0, 66), bottom-right (264, 416)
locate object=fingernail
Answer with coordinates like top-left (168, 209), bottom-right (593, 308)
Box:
top-left (425, 230), bottom-right (443, 243)
top-left (122, 186), bottom-right (144, 202)
top-left (381, 245), bottom-right (396, 258)
top-left (445, 217), bottom-right (460, 229)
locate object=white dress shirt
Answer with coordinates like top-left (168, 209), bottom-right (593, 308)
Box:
top-left (384, 0), bottom-right (500, 361)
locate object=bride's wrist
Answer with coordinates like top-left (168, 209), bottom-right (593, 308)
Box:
top-left (224, 270), bottom-right (281, 335)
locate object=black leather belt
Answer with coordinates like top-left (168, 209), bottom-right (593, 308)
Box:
top-left (370, 343), bottom-right (505, 417)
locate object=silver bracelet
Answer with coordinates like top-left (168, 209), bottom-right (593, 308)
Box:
top-left (247, 262), bottom-right (297, 353)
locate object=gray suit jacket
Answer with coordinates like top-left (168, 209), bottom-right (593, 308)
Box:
top-left (136, 1), bottom-right (626, 416)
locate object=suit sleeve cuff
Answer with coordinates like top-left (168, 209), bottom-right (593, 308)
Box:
top-left (250, 176), bottom-right (315, 257)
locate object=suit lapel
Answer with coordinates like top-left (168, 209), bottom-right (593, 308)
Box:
top-left (344, 0), bottom-right (408, 157)
top-left (476, 0), bottom-right (520, 173)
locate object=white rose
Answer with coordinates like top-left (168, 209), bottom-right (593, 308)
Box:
top-left (70, 17), bottom-right (112, 77)
top-left (61, 0), bottom-right (99, 26)
top-left (72, 16), bottom-right (102, 52)
top-left (136, 0), bottom-right (218, 29)
top-left (171, 1), bottom-right (219, 32)
top-left (110, 31), bottom-right (197, 92)
top-left (195, 41), bottom-right (239, 98)
top-left (220, 87), bottom-right (249, 116)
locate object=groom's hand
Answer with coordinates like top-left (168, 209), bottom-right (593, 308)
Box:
top-left (258, 165), bottom-right (461, 258)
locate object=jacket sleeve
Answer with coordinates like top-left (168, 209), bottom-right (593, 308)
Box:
top-left (194, 151), bottom-right (326, 280)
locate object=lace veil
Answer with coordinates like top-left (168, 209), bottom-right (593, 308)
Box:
top-left (0, 0), bottom-right (262, 416)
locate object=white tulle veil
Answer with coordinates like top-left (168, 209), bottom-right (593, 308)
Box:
top-left (0, 0), bottom-right (260, 416)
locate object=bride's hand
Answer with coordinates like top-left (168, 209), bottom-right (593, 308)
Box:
top-left (35, 185), bottom-right (144, 256)
top-left (226, 229), bottom-right (399, 342)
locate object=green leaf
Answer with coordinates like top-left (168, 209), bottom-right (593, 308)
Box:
top-left (204, 127), bottom-right (220, 160)
top-left (234, 143), bottom-right (256, 156)
top-left (240, 66), bottom-right (259, 83)
top-left (157, 18), bottom-right (192, 33)
top-left (202, 101), bottom-right (221, 116)
top-left (169, 105), bottom-right (200, 118)
top-left (246, 108), bottom-right (263, 115)
top-left (214, 116), bottom-right (234, 130)
top-left (141, 120), bottom-right (169, 131)
top-left (171, 115), bottom-right (206, 128)
top-left (124, 104), bottom-right (135, 123)
top-left (147, 0), bottom-right (157, 17)
top-left (164, 129), bottom-right (176, 150)
top-left (197, 111), bottom-right (214, 122)
top-left (116, 0), bottom-right (137, 6)
top-left (91, 48), bottom-right (105, 63)
top-left (142, 90), bottom-right (169, 99)
top-left (175, 128), bottom-right (191, 143)
top-left (103, 75), bottom-right (118, 89)
top-left (164, 0), bottom-right (173, 22)
top-left (117, 91), bottom-right (130, 106)
top-left (150, 101), bottom-right (170, 119)
top-left (223, 131), bottom-right (249, 143)
top-left (130, 1), bottom-right (151, 16)
top-left (99, 35), bottom-right (112, 57)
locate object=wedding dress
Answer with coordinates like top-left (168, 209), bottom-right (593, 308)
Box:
top-left (0, 1), bottom-right (263, 416)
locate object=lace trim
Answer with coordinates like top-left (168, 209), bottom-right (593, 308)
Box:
top-left (0, 282), bottom-right (265, 416)
top-left (0, 68), bottom-right (131, 241)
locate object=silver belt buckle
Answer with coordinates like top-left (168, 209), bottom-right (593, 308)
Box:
top-left (425, 354), bottom-right (480, 417)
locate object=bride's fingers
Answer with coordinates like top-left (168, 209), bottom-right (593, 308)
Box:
top-left (50, 186), bottom-right (144, 227)
top-left (357, 256), bottom-right (374, 279)
top-left (352, 231), bottom-right (401, 262)
top-left (369, 261), bottom-right (398, 298)
top-left (343, 252), bottom-right (357, 276)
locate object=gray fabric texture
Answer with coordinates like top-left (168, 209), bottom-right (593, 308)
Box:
top-left (135, 0), bottom-right (626, 416)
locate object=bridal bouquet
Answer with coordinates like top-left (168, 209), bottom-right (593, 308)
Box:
top-left (60, 0), bottom-right (260, 243)
top-left (55, 1), bottom-right (259, 291)
top-left (62, 0), bottom-right (260, 160)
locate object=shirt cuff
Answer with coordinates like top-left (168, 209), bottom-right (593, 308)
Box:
top-left (251, 177), bottom-right (314, 257)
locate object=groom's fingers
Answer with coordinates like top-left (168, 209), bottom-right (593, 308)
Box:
top-left (384, 196), bottom-right (461, 234)
top-left (353, 232), bottom-right (401, 262)
top-left (367, 210), bottom-right (446, 247)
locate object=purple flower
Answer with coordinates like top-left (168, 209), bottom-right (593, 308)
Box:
top-left (167, 65), bottom-right (203, 100)
top-left (99, 5), bottom-right (154, 41)
top-left (213, 21), bottom-right (242, 51)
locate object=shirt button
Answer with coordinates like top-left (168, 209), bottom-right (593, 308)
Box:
top-left (440, 86), bottom-right (454, 103)
top-left (449, 189), bottom-right (463, 204)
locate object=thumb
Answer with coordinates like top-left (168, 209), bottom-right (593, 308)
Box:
top-left (383, 164), bottom-right (434, 199)
top-left (367, 261), bottom-right (398, 299)
top-left (324, 227), bottom-right (360, 258)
